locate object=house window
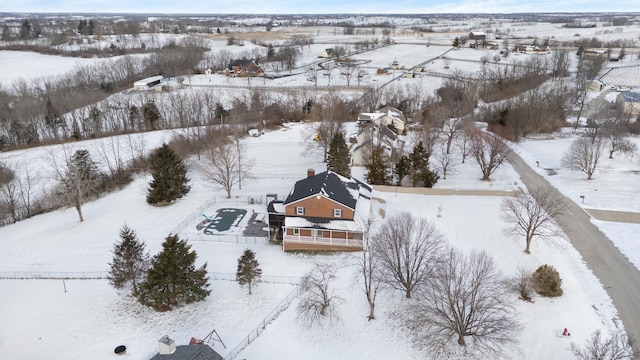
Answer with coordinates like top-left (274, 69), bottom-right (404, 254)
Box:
top-left (333, 209), bottom-right (342, 217)
top-left (296, 207), bottom-right (305, 215)
top-left (312, 229), bottom-right (323, 237)
top-left (293, 228), bottom-right (300, 235)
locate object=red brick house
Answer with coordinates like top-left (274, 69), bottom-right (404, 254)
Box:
top-left (282, 169), bottom-right (372, 251)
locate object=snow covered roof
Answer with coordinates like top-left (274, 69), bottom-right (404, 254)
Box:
top-left (267, 199), bottom-right (285, 213)
top-left (621, 91), bottom-right (640, 103)
top-left (133, 75), bottom-right (163, 86)
top-left (149, 344), bottom-right (223, 360)
top-left (283, 170), bottom-right (371, 211)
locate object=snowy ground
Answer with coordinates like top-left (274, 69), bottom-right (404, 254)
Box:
top-left (0, 121), bottom-right (636, 360)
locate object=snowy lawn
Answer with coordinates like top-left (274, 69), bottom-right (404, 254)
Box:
top-left (0, 122), bottom-right (630, 360)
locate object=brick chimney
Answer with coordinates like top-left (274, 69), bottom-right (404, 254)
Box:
top-left (307, 168), bottom-right (315, 178)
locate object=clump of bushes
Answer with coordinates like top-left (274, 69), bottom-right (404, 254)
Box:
top-left (531, 264), bottom-right (563, 297)
top-left (510, 267), bottom-right (534, 302)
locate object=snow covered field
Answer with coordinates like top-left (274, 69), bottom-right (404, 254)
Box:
top-left (0, 121), bottom-right (637, 360)
top-left (1, 18), bottom-right (640, 360)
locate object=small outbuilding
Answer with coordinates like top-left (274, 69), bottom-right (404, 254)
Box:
top-left (586, 79), bottom-right (606, 92)
top-left (133, 76), bottom-right (163, 91)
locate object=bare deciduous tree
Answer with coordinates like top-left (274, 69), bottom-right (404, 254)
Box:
top-left (17, 160), bottom-right (40, 219)
top-left (501, 185), bottom-right (568, 254)
top-left (340, 62), bottom-right (358, 86)
top-left (433, 141), bottom-right (457, 180)
top-left (470, 131), bottom-right (510, 181)
top-left (96, 137), bottom-right (126, 177)
top-left (585, 100), bottom-right (614, 143)
top-left (509, 266), bottom-right (534, 302)
top-left (571, 329), bottom-right (635, 360)
top-left (455, 121), bottom-right (474, 163)
top-left (352, 216), bottom-right (384, 321)
top-left (550, 48), bottom-right (571, 79)
top-left (407, 249), bottom-right (521, 357)
top-left (372, 211), bottom-right (446, 298)
top-left (561, 137), bottom-right (604, 180)
top-left (199, 136), bottom-right (253, 199)
top-left (441, 116), bottom-right (464, 154)
top-left (297, 262), bottom-right (343, 327)
top-left (304, 93), bottom-right (348, 162)
top-left (607, 133), bottom-right (637, 159)
top-left (603, 119), bottom-right (638, 159)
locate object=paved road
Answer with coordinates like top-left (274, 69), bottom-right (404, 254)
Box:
top-left (585, 209), bottom-right (640, 224)
top-left (507, 148), bottom-right (640, 352)
top-left (372, 185), bottom-right (518, 197)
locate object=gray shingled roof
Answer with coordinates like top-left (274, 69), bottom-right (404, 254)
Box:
top-left (283, 171), bottom-right (371, 210)
top-left (622, 91), bottom-right (640, 103)
top-left (149, 345), bottom-right (224, 360)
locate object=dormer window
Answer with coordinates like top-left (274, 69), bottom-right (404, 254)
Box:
top-left (333, 209), bottom-right (342, 217)
top-left (296, 207), bottom-right (305, 215)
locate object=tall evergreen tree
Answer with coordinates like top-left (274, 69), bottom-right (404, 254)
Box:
top-left (78, 20), bottom-right (86, 35)
top-left (365, 144), bottom-right (391, 185)
top-left (1, 25), bottom-right (11, 41)
top-left (142, 100), bottom-right (160, 131)
top-left (409, 142), bottom-right (439, 188)
top-left (137, 234), bottom-right (210, 311)
top-left (327, 132), bottom-right (351, 178)
top-left (87, 20), bottom-right (95, 35)
top-left (20, 20), bottom-right (31, 39)
top-left (44, 97), bottom-right (61, 139)
top-left (394, 155), bottom-right (412, 186)
top-left (146, 144), bottom-right (190, 205)
top-left (108, 225), bottom-right (150, 296)
top-left (69, 149), bottom-right (102, 182)
top-left (236, 249), bottom-right (262, 295)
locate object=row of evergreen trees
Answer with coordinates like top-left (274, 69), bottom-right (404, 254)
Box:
top-left (108, 225), bottom-right (262, 310)
top-left (325, 131), bottom-right (438, 187)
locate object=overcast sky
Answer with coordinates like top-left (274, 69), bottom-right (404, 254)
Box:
top-left (4, 0), bottom-right (639, 15)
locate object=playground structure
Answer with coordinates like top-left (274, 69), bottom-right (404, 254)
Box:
top-left (189, 328), bottom-right (226, 349)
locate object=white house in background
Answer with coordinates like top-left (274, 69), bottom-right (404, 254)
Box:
top-left (617, 91), bottom-right (640, 116)
top-left (133, 75), bottom-right (163, 91)
top-left (356, 106), bottom-right (406, 135)
top-left (319, 48), bottom-right (335, 58)
top-left (352, 106), bottom-right (406, 166)
top-left (351, 121), bottom-right (405, 166)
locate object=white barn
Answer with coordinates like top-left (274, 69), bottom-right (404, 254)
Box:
top-left (133, 76), bottom-right (163, 91)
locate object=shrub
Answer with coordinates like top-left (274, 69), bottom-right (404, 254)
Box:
top-left (531, 264), bottom-right (563, 297)
top-left (510, 267), bottom-right (534, 302)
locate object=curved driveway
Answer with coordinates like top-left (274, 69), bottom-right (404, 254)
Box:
top-left (507, 149), bottom-right (640, 349)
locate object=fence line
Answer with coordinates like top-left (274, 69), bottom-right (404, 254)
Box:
top-left (171, 194), bottom-right (286, 236)
top-left (179, 232), bottom-right (270, 245)
top-left (0, 271), bottom-right (107, 279)
top-left (224, 285), bottom-right (301, 360)
top-left (0, 271), bottom-right (301, 284)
